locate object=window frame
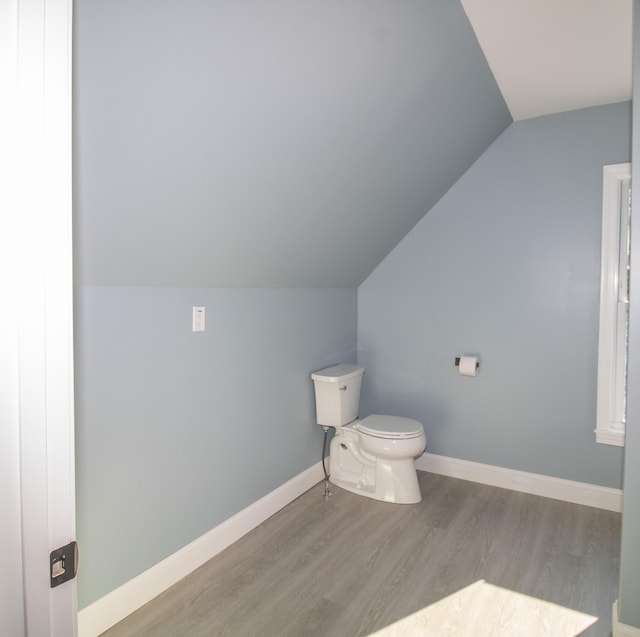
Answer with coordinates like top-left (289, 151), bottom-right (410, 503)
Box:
top-left (596, 163), bottom-right (631, 446)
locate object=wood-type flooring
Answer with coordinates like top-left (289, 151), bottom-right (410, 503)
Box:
top-left (102, 471), bottom-right (620, 637)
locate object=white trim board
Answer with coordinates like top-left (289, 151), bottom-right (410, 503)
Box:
top-left (78, 454), bottom-right (622, 636)
top-left (77, 461), bottom-right (325, 637)
top-left (613, 601), bottom-right (640, 637)
top-left (415, 453), bottom-right (622, 513)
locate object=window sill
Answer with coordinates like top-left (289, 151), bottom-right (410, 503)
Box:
top-left (596, 429), bottom-right (625, 446)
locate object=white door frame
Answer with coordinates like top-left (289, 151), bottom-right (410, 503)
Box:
top-left (0, 0), bottom-right (77, 635)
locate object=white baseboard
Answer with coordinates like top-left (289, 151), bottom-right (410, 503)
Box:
top-left (415, 452), bottom-right (622, 512)
top-left (77, 461), bottom-right (325, 637)
top-left (78, 454), bottom-right (622, 636)
top-left (613, 601), bottom-right (640, 636)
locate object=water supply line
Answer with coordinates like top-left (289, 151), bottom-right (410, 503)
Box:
top-left (322, 427), bottom-right (332, 500)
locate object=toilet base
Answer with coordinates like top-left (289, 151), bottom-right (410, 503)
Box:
top-left (328, 431), bottom-right (422, 504)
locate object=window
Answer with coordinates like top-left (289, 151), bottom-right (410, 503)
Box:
top-left (596, 163), bottom-right (631, 446)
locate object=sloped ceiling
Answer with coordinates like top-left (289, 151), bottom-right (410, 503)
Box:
top-left (74, 0), bottom-right (511, 287)
top-left (74, 0), bottom-right (631, 289)
top-left (461, 0), bottom-right (632, 121)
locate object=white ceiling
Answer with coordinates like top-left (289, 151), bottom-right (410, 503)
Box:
top-left (461, 0), bottom-right (633, 121)
top-left (75, 0), bottom-right (632, 288)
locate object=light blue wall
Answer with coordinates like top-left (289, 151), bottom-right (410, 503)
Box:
top-left (73, 0), bottom-right (512, 611)
top-left (73, 0), bottom-right (511, 288)
top-left (74, 286), bottom-right (356, 608)
top-left (618, 0), bottom-right (640, 627)
top-left (358, 102), bottom-right (631, 488)
top-left (73, 0), bottom-right (632, 615)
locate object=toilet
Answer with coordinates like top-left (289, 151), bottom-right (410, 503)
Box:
top-left (311, 364), bottom-right (426, 504)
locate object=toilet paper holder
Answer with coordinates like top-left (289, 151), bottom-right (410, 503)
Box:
top-left (455, 357), bottom-right (480, 370)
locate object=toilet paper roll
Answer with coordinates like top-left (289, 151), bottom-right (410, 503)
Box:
top-left (459, 356), bottom-right (478, 377)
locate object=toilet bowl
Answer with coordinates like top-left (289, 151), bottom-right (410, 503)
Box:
top-left (311, 364), bottom-right (426, 504)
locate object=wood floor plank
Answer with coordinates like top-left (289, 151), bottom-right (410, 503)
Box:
top-left (102, 472), bottom-right (620, 637)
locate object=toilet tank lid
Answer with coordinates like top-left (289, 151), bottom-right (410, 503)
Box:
top-left (311, 364), bottom-right (364, 382)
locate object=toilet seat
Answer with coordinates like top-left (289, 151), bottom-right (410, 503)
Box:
top-left (355, 415), bottom-right (424, 440)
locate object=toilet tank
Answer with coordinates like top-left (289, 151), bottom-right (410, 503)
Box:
top-left (311, 364), bottom-right (364, 427)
